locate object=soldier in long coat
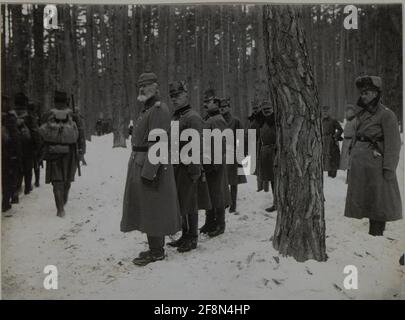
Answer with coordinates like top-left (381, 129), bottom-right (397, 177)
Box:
top-left (2, 95), bottom-right (22, 212)
top-left (219, 97), bottom-right (247, 213)
top-left (257, 101), bottom-right (277, 212)
top-left (40, 91), bottom-right (83, 217)
top-left (339, 104), bottom-right (357, 172)
top-left (200, 89), bottom-right (231, 237)
top-left (344, 75), bottom-right (402, 236)
top-left (166, 80), bottom-right (211, 252)
top-left (121, 72), bottom-right (181, 266)
top-left (321, 105), bottom-right (343, 178)
top-left (248, 102), bottom-right (267, 192)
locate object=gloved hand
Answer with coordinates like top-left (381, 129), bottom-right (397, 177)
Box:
top-left (383, 169), bottom-right (395, 181)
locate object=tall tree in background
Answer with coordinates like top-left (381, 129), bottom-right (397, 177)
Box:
top-left (263, 5), bottom-right (326, 262)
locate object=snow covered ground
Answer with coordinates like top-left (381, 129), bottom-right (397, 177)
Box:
top-left (1, 133), bottom-right (404, 300)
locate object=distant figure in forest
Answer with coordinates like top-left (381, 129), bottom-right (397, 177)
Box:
top-left (2, 95), bottom-right (22, 212)
top-left (257, 101), bottom-right (277, 212)
top-left (339, 104), bottom-right (357, 181)
top-left (219, 97), bottom-right (247, 213)
top-left (248, 101), bottom-right (267, 192)
top-left (95, 119), bottom-right (103, 136)
top-left (345, 75), bottom-right (402, 236)
top-left (27, 101), bottom-right (42, 187)
top-left (14, 93), bottom-right (35, 196)
top-left (321, 105), bottom-right (343, 178)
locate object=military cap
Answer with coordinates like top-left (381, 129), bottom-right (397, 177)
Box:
top-left (261, 100), bottom-right (273, 109)
top-left (345, 104), bottom-right (355, 111)
top-left (355, 75), bottom-right (382, 92)
top-left (54, 90), bottom-right (68, 103)
top-left (220, 97), bottom-right (231, 108)
top-left (138, 72), bottom-right (158, 87)
top-left (14, 92), bottom-right (28, 107)
top-left (169, 80), bottom-right (187, 97)
top-left (203, 89), bottom-right (218, 103)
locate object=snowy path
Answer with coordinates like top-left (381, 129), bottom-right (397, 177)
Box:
top-left (2, 134), bottom-right (404, 299)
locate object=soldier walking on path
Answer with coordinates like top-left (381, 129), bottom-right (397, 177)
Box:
top-left (39, 91), bottom-right (83, 217)
top-left (121, 72), bottom-right (181, 266)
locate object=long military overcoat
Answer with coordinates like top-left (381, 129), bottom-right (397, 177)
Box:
top-left (339, 118), bottom-right (357, 170)
top-left (121, 96), bottom-right (182, 236)
top-left (172, 105), bottom-right (211, 216)
top-left (344, 102), bottom-right (402, 222)
top-left (322, 116), bottom-right (343, 171)
top-left (203, 111), bottom-right (231, 209)
top-left (258, 116), bottom-right (276, 183)
top-left (223, 113), bottom-right (247, 186)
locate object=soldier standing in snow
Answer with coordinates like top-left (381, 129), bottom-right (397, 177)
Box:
top-left (321, 105), bottom-right (343, 178)
top-left (199, 89), bottom-right (231, 237)
top-left (344, 75), bottom-right (402, 236)
top-left (121, 72), bottom-right (181, 266)
top-left (219, 97), bottom-right (247, 213)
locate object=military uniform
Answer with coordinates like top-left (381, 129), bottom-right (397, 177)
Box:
top-left (200, 89), bottom-right (231, 237)
top-left (345, 76), bottom-right (402, 236)
top-left (321, 106), bottom-right (343, 178)
top-left (257, 109), bottom-right (277, 212)
top-left (1, 96), bottom-right (22, 211)
top-left (121, 72), bottom-right (181, 266)
top-left (14, 93), bottom-right (35, 195)
top-left (40, 91), bottom-right (82, 217)
top-left (167, 80), bottom-right (210, 252)
top-left (220, 98), bottom-right (247, 213)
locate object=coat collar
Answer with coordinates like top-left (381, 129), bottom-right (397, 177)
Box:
top-left (143, 95), bottom-right (159, 110)
top-left (173, 104), bottom-right (191, 117)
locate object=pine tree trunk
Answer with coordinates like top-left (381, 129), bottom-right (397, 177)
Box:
top-left (263, 5), bottom-right (326, 262)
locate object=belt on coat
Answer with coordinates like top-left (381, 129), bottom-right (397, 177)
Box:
top-left (132, 145), bottom-right (148, 152)
top-left (355, 135), bottom-right (383, 142)
top-left (344, 136), bottom-right (353, 140)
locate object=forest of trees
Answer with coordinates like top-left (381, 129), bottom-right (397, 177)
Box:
top-left (1, 4), bottom-right (402, 146)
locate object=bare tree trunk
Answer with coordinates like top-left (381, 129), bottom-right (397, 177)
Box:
top-left (263, 5), bottom-right (326, 262)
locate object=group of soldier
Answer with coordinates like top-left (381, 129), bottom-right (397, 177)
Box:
top-left (121, 72), bottom-right (283, 266)
top-left (2, 93), bottom-right (42, 213)
top-left (120, 72), bottom-right (402, 267)
top-left (1, 91), bottom-right (86, 217)
top-left (2, 73), bottom-right (402, 266)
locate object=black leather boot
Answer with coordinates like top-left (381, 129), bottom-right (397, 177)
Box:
top-left (177, 236), bottom-right (198, 253)
top-left (208, 208), bottom-right (225, 237)
top-left (229, 185), bottom-right (237, 213)
top-left (167, 234), bottom-right (187, 247)
top-left (200, 209), bottom-right (216, 234)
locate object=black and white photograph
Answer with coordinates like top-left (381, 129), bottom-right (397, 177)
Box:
top-left (0, 0), bottom-right (404, 301)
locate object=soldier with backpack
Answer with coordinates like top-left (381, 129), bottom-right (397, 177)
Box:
top-left (39, 90), bottom-right (81, 217)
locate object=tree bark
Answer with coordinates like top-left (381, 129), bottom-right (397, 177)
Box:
top-left (263, 5), bottom-right (326, 262)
